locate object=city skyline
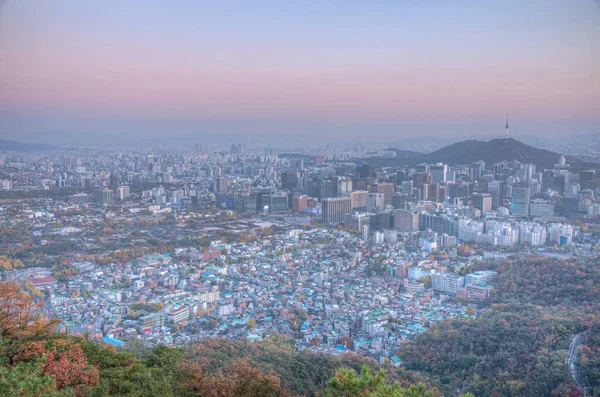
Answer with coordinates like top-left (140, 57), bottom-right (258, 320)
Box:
top-left (1, 0), bottom-right (599, 145)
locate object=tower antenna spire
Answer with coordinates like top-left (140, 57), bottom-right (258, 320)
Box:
top-left (504, 113), bottom-right (509, 138)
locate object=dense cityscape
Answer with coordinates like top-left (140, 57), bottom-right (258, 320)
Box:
top-left (1, 136), bottom-right (600, 395)
top-left (2, 1), bottom-right (599, 396)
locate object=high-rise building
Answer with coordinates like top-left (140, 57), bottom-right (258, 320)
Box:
top-left (511, 185), bottom-right (530, 216)
top-left (394, 210), bottom-right (420, 231)
top-left (413, 172), bottom-right (432, 192)
top-left (214, 177), bottom-right (229, 195)
top-left (336, 177), bottom-right (353, 196)
top-left (486, 180), bottom-right (504, 210)
top-left (366, 193), bottom-right (385, 212)
top-left (350, 190), bottom-right (367, 210)
top-left (292, 195), bottom-right (310, 213)
top-left (344, 212), bottom-right (371, 232)
top-left (95, 188), bottom-right (114, 205)
top-left (321, 197), bottom-right (351, 224)
top-left (529, 199), bottom-right (555, 217)
top-left (267, 192), bottom-right (289, 213)
top-left (318, 178), bottom-right (335, 199)
top-left (473, 193), bottom-right (493, 213)
top-left (362, 225), bottom-right (370, 241)
top-left (430, 163), bottom-right (448, 184)
top-left (116, 186), bottom-right (130, 200)
top-left (401, 181), bottom-right (413, 195)
top-left (281, 172), bottom-right (300, 190)
top-left (579, 170), bottom-right (596, 189)
top-left (376, 183), bottom-right (394, 207)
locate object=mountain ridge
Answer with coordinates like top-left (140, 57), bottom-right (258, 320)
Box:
top-left (0, 139), bottom-right (60, 152)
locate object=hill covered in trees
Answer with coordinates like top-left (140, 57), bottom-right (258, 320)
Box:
top-left (398, 256), bottom-right (600, 396)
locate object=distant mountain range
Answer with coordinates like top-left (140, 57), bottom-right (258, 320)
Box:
top-left (0, 140), bottom-right (59, 152)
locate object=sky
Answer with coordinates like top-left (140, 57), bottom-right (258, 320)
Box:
top-left (0, 0), bottom-right (599, 145)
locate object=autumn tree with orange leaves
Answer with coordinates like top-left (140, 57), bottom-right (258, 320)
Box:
top-left (0, 282), bottom-right (59, 365)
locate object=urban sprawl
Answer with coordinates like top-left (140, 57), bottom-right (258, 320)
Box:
top-left (1, 144), bottom-right (597, 365)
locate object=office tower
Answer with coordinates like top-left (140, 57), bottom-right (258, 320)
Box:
top-left (486, 180), bottom-right (504, 210)
top-left (318, 178), bottom-right (335, 199)
top-left (281, 172), bottom-right (300, 190)
top-left (350, 190), bottom-right (367, 210)
top-left (395, 170), bottom-right (408, 184)
top-left (579, 170), bottom-right (595, 189)
top-left (445, 170), bottom-right (456, 183)
top-left (421, 183), bottom-right (431, 201)
top-left (234, 194), bottom-right (258, 214)
top-left (358, 164), bottom-right (374, 178)
top-left (554, 171), bottom-right (570, 193)
top-left (376, 183), bottom-right (394, 206)
top-left (511, 185), bottom-right (530, 216)
top-left (344, 212), bottom-right (371, 231)
top-left (529, 199), bottom-right (555, 217)
top-left (434, 184), bottom-right (446, 203)
top-left (268, 192), bottom-right (289, 213)
top-left (214, 177), bottom-right (229, 195)
top-left (321, 197), bottom-right (352, 223)
top-left (470, 161), bottom-right (485, 182)
top-left (352, 177), bottom-right (368, 191)
top-left (493, 162), bottom-right (506, 176)
top-left (366, 193), bottom-right (385, 212)
top-left (116, 186), bottom-right (130, 200)
top-left (292, 195), bottom-right (310, 213)
top-left (523, 164), bottom-right (535, 181)
top-left (393, 210), bottom-right (420, 231)
top-left (541, 170), bottom-right (555, 191)
top-left (430, 163), bottom-right (447, 184)
top-left (95, 188), bottom-right (114, 204)
top-left (336, 177), bottom-right (353, 196)
top-left (413, 172), bottom-right (432, 192)
top-left (362, 225), bottom-right (370, 241)
top-left (401, 181), bottom-right (413, 195)
top-left (473, 193), bottom-right (493, 213)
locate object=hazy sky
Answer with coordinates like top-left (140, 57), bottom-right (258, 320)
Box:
top-left (1, 0), bottom-right (599, 145)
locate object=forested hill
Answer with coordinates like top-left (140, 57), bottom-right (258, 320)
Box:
top-left (398, 256), bottom-right (600, 397)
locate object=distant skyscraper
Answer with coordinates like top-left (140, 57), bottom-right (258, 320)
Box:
top-left (375, 183), bottom-right (394, 206)
top-left (473, 193), bottom-right (493, 213)
top-left (321, 197), bottom-right (351, 223)
top-left (362, 224), bottom-right (370, 241)
top-left (430, 163), bottom-right (448, 184)
top-left (214, 177), bottom-right (229, 195)
top-left (366, 193), bottom-right (385, 213)
top-left (511, 185), bottom-right (530, 216)
top-left (504, 114), bottom-right (509, 138)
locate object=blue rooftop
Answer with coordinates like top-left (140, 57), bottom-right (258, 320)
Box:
top-left (103, 336), bottom-right (125, 347)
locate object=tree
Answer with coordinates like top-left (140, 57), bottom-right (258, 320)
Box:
top-left (43, 342), bottom-right (99, 391)
top-left (326, 366), bottom-right (432, 397)
top-left (0, 282), bottom-right (58, 365)
top-left (247, 318), bottom-right (256, 329)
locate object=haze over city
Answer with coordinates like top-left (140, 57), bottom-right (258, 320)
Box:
top-left (1, 0), bottom-right (599, 145)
